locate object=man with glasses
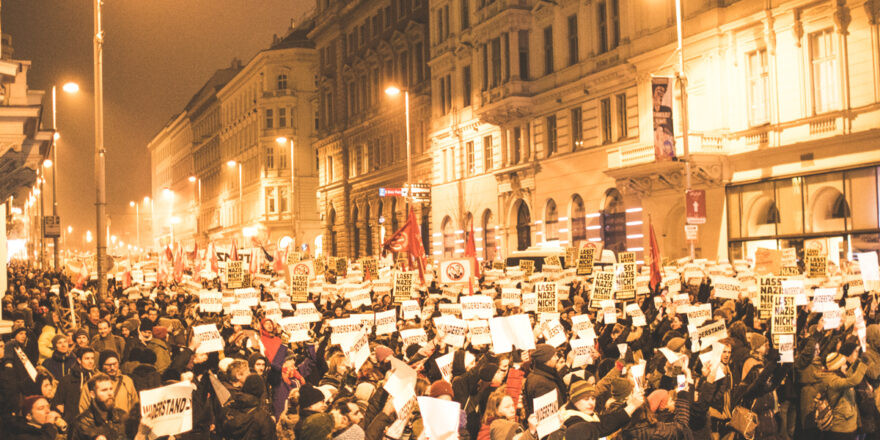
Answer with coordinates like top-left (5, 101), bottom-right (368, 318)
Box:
top-left (78, 350), bottom-right (139, 430)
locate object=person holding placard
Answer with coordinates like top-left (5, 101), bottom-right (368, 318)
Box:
top-left (221, 374), bottom-right (277, 440)
top-left (523, 344), bottom-right (567, 415)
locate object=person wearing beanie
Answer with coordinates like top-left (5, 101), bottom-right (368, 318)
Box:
top-left (221, 374), bottom-right (277, 440)
top-left (818, 350), bottom-right (868, 435)
top-left (564, 386), bottom-right (646, 440)
top-left (54, 347), bottom-right (96, 424)
top-left (77, 350), bottom-right (139, 419)
top-left (123, 346), bottom-right (161, 392)
top-left (524, 344), bottom-right (567, 415)
top-left (140, 319), bottom-right (171, 374)
top-left (559, 380), bottom-right (600, 427)
top-left (10, 395), bottom-right (62, 440)
top-left (295, 384), bottom-right (333, 440)
top-left (41, 333), bottom-right (76, 382)
top-left (72, 328), bottom-right (90, 350)
top-left (429, 379), bottom-right (455, 399)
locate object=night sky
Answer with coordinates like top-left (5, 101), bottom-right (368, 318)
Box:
top-left (2, 0), bottom-right (314, 250)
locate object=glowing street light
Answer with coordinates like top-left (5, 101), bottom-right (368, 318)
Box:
top-left (43, 159), bottom-right (52, 168)
top-left (62, 82), bottom-right (80, 94)
top-left (384, 84), bottom-right (412, 208)
top-left (188, 175), bottom-right (196, 182)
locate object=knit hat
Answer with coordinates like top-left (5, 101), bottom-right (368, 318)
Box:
top-left (569, 380), bottom-right (596, 403)
top-left (428, 380), bottom-right (454, 399)
top-left (404, 344), bottom-right (421, 361)
top-left (98, 350), bottom-right (119, 368)
top-left (666, 337), bottom-right (686, 353)
top-left (354, 381), bottom-right (376, 403)
top-left (610, 378), bottom-right (632, 400)
top-left (10, 327), bottom-right (28, 339)
top-left (748, 333), bottom-right (768, 353)
top-left (532, 344), bottom-right (556, 365)
top-left (826, 352), bottom-right (847, 371)
top-left (218, 357), bottom-right (235, 373)
top-left (374, 345), bottom-right (393, 363)
top-left (20, 395), bottom-right (45, 416)
top-left (648, 389), bottom-right (670, 412)
top-left (299, 384), bottom-right (325, 409)
top-left (139, 319), bottom-right (155, 333)
top-left (241, 374), bottom-right (264, 397)
top-left (73, 328), bottom-right (89, 340)
top-left (51, 334), bottom-right (67, 349)
top-left (479, 362), bottom-right (500, 382)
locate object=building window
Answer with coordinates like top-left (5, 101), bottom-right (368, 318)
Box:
top-left (279, 146), bottom-right (287, 169)
top-left (265, 109), bottom-right (274, 129)
top-left (597, 1), bottom-right (608, 53)
top-left (571, 107), bottom-right (583, 149)
top-left (810, 29), bottom-right (838, 114)
top-left (465, 141), bottom-right (475, 175)
top-left (278, 107), bottom-right (287, 128)
top-left (277, 73), bottom-right (288, 90)
top-left (437, 6), bottom-right (450, 43)
top-left (571, 194), bottom-right (586, 247)
top-left (482, 209), bottom-right (496, 261)
top-left (483, 135), bottom-right (493, 171)
top-left (543, 26), bottom-right (554, 75)
top-left (462, 65), bottom-right (472, 106)
top-left (385, 6), bottom-right (392, 28)
top-left (481, 44), bottom-right (489, 90)
top-left (491, 37), bottom-right (502, 87)
top-left (461, 0), bottom-right (469, 29)
top-left (442, 216), bottom-right (455, 258)
top-left (600, 98), bottom-right (612, 143)
top-left (442, 74), bottom-right (452, 114)
top-left (354, 145), bottom-right (363, 176)
top-left (596, 0), bottom-right (620, 53)
top-left (567, 14), bottom-right (578, 66)
top-left (513, 127), bottom-right (522, 164)
top-left (616, 93), bottom-right (627, 139)
top-left (601, 189), bottom-right (626, 254)
top-left (746, 49), bottom-right (769, 125)
top-left (266, 187), bottom-right (278, 214)
top-left (326, 156), bottom-right (334, 182)
top-left (546, 115), bottom-right (557, 156)
top-left (279, 186), bottom-right (289, 212)
top-left (399, 52), bottom-right (409, 87)
top-left (502, 33), bottom-right (510, 81)
top-left (266, 146), bottom-right (275, 170)
top-left (518, 30), bottom-right (529, 80)
top-left (545, 199), bottom-right (559, 241)
top-left (414, 42), bottom-right (424, 82)
top-left (516, 201), bottom-right (531, 251)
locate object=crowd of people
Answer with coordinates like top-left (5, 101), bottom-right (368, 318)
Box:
top-left (1, 249), bottom-right (879, 440)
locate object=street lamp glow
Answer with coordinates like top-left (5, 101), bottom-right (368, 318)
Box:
top-left (62, 82), bottom-right (80, 94)
top-left (129, 201), bottom-right (135, 207)
top-left (188, 175), bottom-right (196, 182)
top-left (53, 132), bottom-right (60, 141)
top-left (143, 196), bottom-right (150, 204)
top-left (170, 216), bottom-right (181, 225)
top-left (111, 235), bottom-right (117, 244)
top-left (162, 187), bottom-right (173, 198)
top-left (226, 160), bottom-right (237, 167)
top-left (242, 226), bottom-right (258, 238)
top-left (275, 136), bottom-right (289, 144)
top-left (67, 226), bottom-right (73, 234)
top-left (43, 159), bottom-right (52, 168)
top-left (385, 86), bottom-right (401, 96)
top-left (86, 230), bottom-right (93, 243)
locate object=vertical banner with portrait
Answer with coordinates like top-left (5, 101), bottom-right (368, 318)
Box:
top-left (652, 77), bottom-right (676, 161)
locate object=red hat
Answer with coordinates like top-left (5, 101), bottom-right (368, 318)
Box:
top-left (648, 389), bottom-right (669, 413)
top-left (428, 380), bottom-right (454, 399)
top-left (21, 395), bottom-right (45, 416)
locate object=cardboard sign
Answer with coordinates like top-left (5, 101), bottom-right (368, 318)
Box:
top-left (489, 314), bottom-right (536, 353)
top-left (440, 259), bottom-right (471, 284)
top-left (501, 288), bottom-right (522, 307)
top-left (400, 328), bottom-right (428, 348)
top-left (375, 309), bottom-right (397, 336)
top-left (712, 276), bottom-right (741, 299)
top-left (393, 271), bottom-right (416, 303)
top-left (590, 271), bottom-right (614, 309)
top-left (522, 292), bottom-right (537, 313)
top-left (576, 248), bottom-right (595, 276)
top-left (280, 316), bottom-right (310, 343)
top-left (235, 287), bottom-right (259, 307)
top-left (544, 255), bottom-right (561, 267)
top-left (519, 259), bottom-right (536, 278)
top-left (758, 276), bottom-right (782, 319)
top-left (771, 294), bottom-right (796, 335)
top-left (294, 302), bottom-right (322, 323)
top-left (401, 300), bottom-right (421, 321)
top-left (289, 274), bottom-right (309, 302)
top-left (229, 305), bottom-right (252, 326)
top-left (461, 295), bottom-right (495, 320)
top-left (139, 382), bottom-right (193, 438)
top-left (198, 290), bottom-right (222, 313)
top-left (535, 282), bottom-right (558, 313)
top-left (534, 389), bottom-right (562, 438)
top-left (614, 263), bottom-right (636, 301)
top-left (807, 256), bottom-right (827, 278)
top-left (192, 324), bottom-right (224, 353)
top-left (468, 320), bottom-right (492, 346)
top-left (226, 261), bottom-right (244, 288)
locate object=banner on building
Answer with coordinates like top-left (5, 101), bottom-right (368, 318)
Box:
top-left (652, 77), bottom-right (676, 161)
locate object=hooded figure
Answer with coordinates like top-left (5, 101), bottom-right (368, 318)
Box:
top-left (221, 374), bottom-right (277, 440)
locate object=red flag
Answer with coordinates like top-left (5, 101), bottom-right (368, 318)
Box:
top-left (274, 248), bottom-right (287, 273)
top-left (164, 245), bottom-right (173, 261)
top-left (173, 242), bottom-right (184, 283)
top-left (208, 242), bottom-right (219, 274)
top-left (381, 208), bottom-right (427, 284)
top-left (465, 222), bottom-right (480, 278)
top-left (186, 243), bottom-right (198, 261)
top-left (231, 239), bottom-right (239, 261)
top-left (249, 247), bottom-right (261, 275)
top-left (649, 217), bottom-right (662, 291)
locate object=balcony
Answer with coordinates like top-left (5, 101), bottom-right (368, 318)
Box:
top-left (474, 81), bottom-right (533, 126)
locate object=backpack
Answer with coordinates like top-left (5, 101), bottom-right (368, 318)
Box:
top-left (813, 391), bottom-right (834, 431)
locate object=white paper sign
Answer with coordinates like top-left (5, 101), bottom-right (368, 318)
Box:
top-left (280, 316), bottom-right (311, 343)
top-left (401, 300), bottom-right (421, 321)
top-left (295, 302), bottom-right (322, 323)
top-left (460, 295), bottom-right (495, 320)
top-left (375, 309), bottom-right (397, 336)
top-left (417, 396), bottom-right (462, 440)
top-left (234, 288), bottom-right (259, 307)
top-left (534, 389), bottom-right (562, 438)
top-left (198, 290), bottom-right (222, 313)
top-left (489, 314), bottom-right (536, 353)
top-left (139, 382), bottom-right (193, 438)
top-left (192, 324), bottom-right (224, 353)
top-left (468, 319), bottom-right (492, 346)
top-left (230, 305), bottom-right (253, 326)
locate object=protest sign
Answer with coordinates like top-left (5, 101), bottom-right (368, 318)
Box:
top-left (400, 328), bottom-right (428, 347)
top-left (712, 276), bottom-right (741, 300)
top-left (489, 314), bottom-right (536, 353)
top-left (347, 288), bottom-right (372, 308)
top-left (198, 290), bottom-right (222, 313)
top-left (393, 271), bottom-right (415, 303)
top-left (695, 320), bottom-right (727, 348)
top-left (294, 302), bottom-right (322, 323)
top-left (375, 309), bottom-right (397, 336)
top-left (460, 295), bottom-right (494, 320)
top-left (615, 263), bottom-right (636, 301)
top-left (782, 279), bottom-right (808, 306)
top-left (570, 338), bottom-right (593, 368)
top-left (824, 305), bottom-right (842, 330)
top-left (361, 256), bottom-right (379, 280)
top-left (192, 324), bottom-right (224, 353)
top-left (435, 315), bottom-right (467, 348)
top-left (519, 259), bottom-right (536, 278)
top-left (571, 314), bottom-right (595, 341)
top-left (330, 318), bottom-right (362, 346)
top-left (542, 319), bottom-right (567, 347)
top-left (812, 288), bottom-right (837, 313)
top-left (342, 331), bottom-right (370, 371)
top-left (438, 303), bottom-right (462, 316)
top-left (687, 303), bottom-right (712, 327)
top-left (468, 320), bottom-right (492, 346)
top-left (535, 282), bottom-right (558, 313)
top-left (440, 259), bottom-right (471, 284)
top-left (858, 252), bottom-right (880, 291)
top-left (229, 305), bottom-right (252, 326)
top-left (522, 292), bottom-right (537, 313)
top-left (635, 275), bottom-right (650, 296)
top-left (754, 248), bottom-right (782, 276)
top-left (600, 299), bottom-right (617, 324)
top-left (140, 382), bottom-right (193, 438)
top-left (286, 251), bottom-right (302, 266)
top-left (807, 256), bottom-right (827, 278)
top-left (618, 251), bottom-right (635, 264)
top-left (401, 300), bottom-right (421, 321)
top-left (590, 271), bottom-right (614, 309)
top-left (226, 261), bottom-right (244, 288)
top-left (280, 316), bottom-right (310, 342)
top-left (261, 301), bottom-right (283, 324)
top-left (534, 389), bottom-right (562, 438)
top-left (289, 274), bottom-right (309, 302)
top-left (758, 276), bottom-right (782, 320)
top-left (235, 287), bottom-right (259, 307)
top-left (501, 288), bottom-right (522, 307)
top-left (435, 351), bottom-right (455, 383)
top-left (771, 294), bottom-right (796, 335)
top-left (418, 397), bottom-right (462, 440)
top-left (778, 334), bottom-right (795, 363)
top-left (576, 248), bottom-right (595, 276)
top-left (544, 255), bottom-right (561, 268)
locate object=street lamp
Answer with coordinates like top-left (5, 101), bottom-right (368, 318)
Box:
top-left (189, 175), bottom-right (201, 239)
top-left (670, 0), bottom-right (694, 259)
top-left (49, 81), bottom-right (80, 269)
top-left (276, 136), bottom-right (297, 246)
top-left (385, 85), bottom-right (412, 208)
top-left (227, 160), bottom-right (243, 228)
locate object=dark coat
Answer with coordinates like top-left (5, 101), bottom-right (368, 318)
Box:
top-left (53, 365), bottom-right (92, 423)
top-left (41, 349), bottom-right (76, 381)
top-left (523, 363), bottom-right (567, 415)
top-left (221, 392), bottom-right (277, 440)
top-left (9, 417), bottom-right (59, 440)
top-left (69, 402), bottom-right (127, 440)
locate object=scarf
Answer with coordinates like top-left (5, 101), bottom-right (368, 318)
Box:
top-left (260, 319), bottom-right (282, 364)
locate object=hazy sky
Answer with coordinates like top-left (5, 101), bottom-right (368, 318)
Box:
top-left (3, 0), bottom-right (314, 249)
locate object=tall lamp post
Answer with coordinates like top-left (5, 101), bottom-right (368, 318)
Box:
top-left (50, 82), bottom-right (80, 270)
top-left (276, 136), bottom-right (296, 247)
top-left (384, 86), bottom-right (412, 209)
top-left (93, 0), bottom-right (108, 297)
top-left (189, 175), bottom-right (200, 240)
top-left (673, 0), bottom-right (695, 259)
top-left (129, 200), bottom-right (139, 249)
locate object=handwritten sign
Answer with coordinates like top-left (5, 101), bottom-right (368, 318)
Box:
top-left (758, 276), bottom-right (782, 319)
top-left (192, 324), bottom-right (224, 353)
top-left (393, 271), bottom-right (415, 303)
top-left (226, 261), bottom-right (244, 288)
top-left (139, 382), bottom-right (193, 437)
top-left (771, 294), bottom-right (796, 335)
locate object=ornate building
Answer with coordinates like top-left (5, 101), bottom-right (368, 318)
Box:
top-left (429, 0), bottom-right (880, 264)
top-left (149, 21), bottom-right (321, 250)
top-left (310, 0), bottom-right (433, 258)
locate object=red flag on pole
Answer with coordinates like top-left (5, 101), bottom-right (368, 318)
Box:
top-left (465, 222), bottom-right (480, 295)
top-left (208, 242), bottom-right (219, 274)
top-left (231, 239), bottom-right (239, 261)
top-left (649, 216), bottom-right (662, 292)
top-left (382, 208), bottom-right (427, 284)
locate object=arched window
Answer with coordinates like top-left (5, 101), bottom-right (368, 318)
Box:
top-left (601, 189), bottom-right (626, 254)
top-left (352, 206), bottom-right (360, 258)
top-left (545, 199), bottom-right (559, 242)
top-left (482, 210), bottom-right (496, 261)
top-left (571, 195), bottom-right (586, 248)
top-left (365, 203), bottom-right (373, 256)
top-left (277, 73), bottom-right (288, 90)
top-left (442, 216), bottom-right (455, 258)
top-left (328, 208), bottom-right (337, 256)
top-left (516, 201), bottom-right (531, 251)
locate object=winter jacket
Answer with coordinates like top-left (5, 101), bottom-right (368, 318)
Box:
top-left (36, 326), bottom-right (57, 363)
top-left (69, 402), bottom-right (127, 440)
top-left (523, 363), bottom-right (567, 415)
top-left (9, 417), bottom-right (59, 440)
top-left (40, 349), bottom-right (76, 381)
top-left (53, 365), bottom-right (92, 423)
top-left (295, 408), bottom-right (334, 440)
top-left (91, 333), bottom-right (126, 360)
top-left (819, 361), bottom-right (868, 433)
top-left (78, 373), bottom-right (139, 417)
top-left (565, 405), bottom-right (634, 440)
top-left (144, 337), bottom-right (171, 373)
top-left (124, 362), bottom-right (162, 392)
top-left (620, 390), bottom-right (693, 440)
top-left (221, 392), bottom-right (277, 440)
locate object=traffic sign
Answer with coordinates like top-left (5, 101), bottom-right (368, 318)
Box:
top-left (686, 190), bottom-right (706, 225)
top-left (685, 224), bottom-right (698, 241)
top-left (410, 183), bottom-right (430, 202)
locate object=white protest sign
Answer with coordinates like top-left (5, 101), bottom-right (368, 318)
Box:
top-left (534, 389), bottom-right (562, 438)
top-left (812, 288), bottom-right (837, 313)
top-left (712, 276), bottom-right (741, 300)
top-left (823, 305), bottom-right (842, 330)
top-left (234, 287), bottom-right (259, 307)
top-left (625, 303), bottom-right (647, 327)
top-left (198, 290), bottom-right (222, 313)
top-left (779, 334), bottom-right (795, 363)
top-left (489, 314), bottom-right (536, 353)
top-left (330, 317), bottom-right (362, 346)
top-left (417, 397), bottom-right (462, 440)
top-left (570, 338), bottom-right (593, 368)
top-left (375, 309), bottom-right (397, 336)
top-left (192, 324), bottom-right (224, 353)
top-left (460, 295), bottom-right (495, 320)
top-left (341, 331), bottom-right (371, 371)
top-left (858, 252), bottom-right (880, 291)
top-left (347, 288), bottom-right (372, 308)
top-left (468, 319), bottom-right (492, 346)
top-left (230, 304), bottom-right (253, 326)
top-left (294, 302), bottom-right (322, 323)
top-left (435, 351), bottom-right (454, 383)
top-left (535, 282), bottom-right (558, 313)
top-left (542, 319), bottom-right (567, 348)
top-left (782, 279), bottom-right (808, 306)
top-left (501, 288), bottom-right (522, 307)
top-left (522, 292), bottom-right (537, 313)
top-left (400, 327), bottom-right (428, 348)
top-left (571, 314), bottom-right (595, 341)
top-left (695, 320), bottom-right (728, 349)
top-left (401, 300), bottom-right (421, 321)
top-left (260, 301), bottom-right (283, 324)
top-left (139, 382), bottom-right (193, 438)
top-left (280, 316), bottom-right (310, 343)
top-left (435, 315), bottom-right (467, 348)
top-left (687, 303), bottom-right (712, 327)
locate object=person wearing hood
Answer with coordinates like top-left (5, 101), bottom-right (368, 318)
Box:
top-left (295, 383), bottom-right (334, 440)
top-left (54, 347), bottom-right (96, 424)
top-left (222, 374), bottom-right (277, 440)
top-left (122, 346), bottom-right (161, 392)
top-left (524, 344), bottom-right (568, 414)
top-left (41, 334), bottom-right (76, 381)
top-left (3, 326), bottom-right (39, 409)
